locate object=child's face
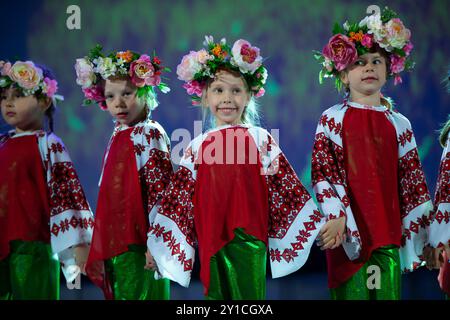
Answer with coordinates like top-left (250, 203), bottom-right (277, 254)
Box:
top-left (341, 52), bottom-right (387, 99)
top-left (104, 77), bottom-right (146, 126)
top-left (204, 70), bottom-right (250, 126)
top-left (0, 87), bottom-right (48, 132)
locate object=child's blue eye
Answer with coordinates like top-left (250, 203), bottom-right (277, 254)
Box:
top-left (214, 88), bottom-right (223, 93)
top-left (373, 59), bottom-right (382, 64)
top-left (355, 60), bottom-right (364, 66)
top-left (233, 88), bottom-right (241, 94)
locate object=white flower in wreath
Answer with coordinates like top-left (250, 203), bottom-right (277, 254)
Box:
top-left (75, 58), bottom-right (96, 88)
top-left (359, 13), bottom-right (383, 33)
top-left (94, 57), bottom-right (117, 79)
top-left (231, 39), bottom-right (263, 74)
top-left (115, 58), bottom-right (128, 75)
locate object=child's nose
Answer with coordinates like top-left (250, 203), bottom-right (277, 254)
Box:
top-left (113, 97), bottom-right (126, 108)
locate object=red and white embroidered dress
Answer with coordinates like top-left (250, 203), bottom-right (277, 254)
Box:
top-left (0, 130), bottom-right (93, 282)
top-left (311, 101), bottom-right (433, 288)
top-left (86, 119), bottom-right (173, 297)
top-left (147, 124), bottom-right (325, 292)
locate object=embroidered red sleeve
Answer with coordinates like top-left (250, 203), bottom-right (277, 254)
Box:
top-left (139, 148), bottom-right (173, 214)
top-left (311, 132), bottom-right (346, 186)
top-left (266, 154), bottom-right (319, 238)
top-left (398, 148), bottom-right (431, 219)
top-left (434, 151), bottom-right (450, 209)
top-left (49, 162), bottom-right (90, 216)
top-left (155, 166), bottom-right (196, 246)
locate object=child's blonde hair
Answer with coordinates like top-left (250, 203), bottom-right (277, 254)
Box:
top-left (200, 68), bottom-right (260, 129)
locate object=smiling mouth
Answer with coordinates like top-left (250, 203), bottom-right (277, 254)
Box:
top-left (6, 112), bottom-right (16, 117)
top-left (217, 107), bottom-right (237, 111)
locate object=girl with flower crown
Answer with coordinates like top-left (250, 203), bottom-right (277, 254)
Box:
top-left (311, 7), bottom-right (433, 300)
top-left (146, 36), bottom-right (325, 300)
top-left (0, 60), bottom-right (93, 299)
top-left (75, 46), bottom-right (172, 300)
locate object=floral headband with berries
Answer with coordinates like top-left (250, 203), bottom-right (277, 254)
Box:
top-left (177, 35), bottom-right (268, 105)
top-left (0, 60), bottom-right (64, 104)
top-left (314, 7), bottom-right (414, 90)
top-left (75, 45), bottom-right (170, 111)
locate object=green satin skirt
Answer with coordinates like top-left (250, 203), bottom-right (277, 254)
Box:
top-left (330, 245), bottom-right (401, 300)
top-left (105, 244), bottom-right (170, 300)
top-left (0, 240), bottom-right (60, 300)
top-left (206, 228), bottom-right (267, 300)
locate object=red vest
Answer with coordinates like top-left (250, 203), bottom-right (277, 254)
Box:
top-left (193, 127), bottom-right (269, 294)
top-left (0, 135), bottom-right (50, 260)
top-left (327, 107), bottom-right (402, 288)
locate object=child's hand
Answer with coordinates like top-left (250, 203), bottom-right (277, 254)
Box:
top-left (145, 249), bottom-right (157, 271)
top-left (317, 216), bottom-right (346, 250)
top-left (423, 245), bottom-right (446, 270)
top-left (74, 244), bottom-right (90, 275)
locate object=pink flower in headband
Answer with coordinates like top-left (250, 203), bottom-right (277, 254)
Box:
top-left (390, 55), bottom-right (406, 74)
top-left (361, 34), bottom-right (373, 48)
top-left (129, 55), bottom-right (161, 87)
top-left (385, 18), bottom-right (411, 50)
top-left (176, 51), bottom-right (203, 82)
top-left (255, 88), bottom-right (265, 98)
top-left (183, 80), bottom-right (204, 97)
top-left (403, 42), bottom-right (413, 56)
top-left (43, 77), bottom-right (58, 98)
top-left (231, 40), bottom-right (262, 74)
top-left (83, 85), bottom-right (106, 109)
top-left (394, 75), bottom-right (402, 85)
top-left (9, 61), bottom-right (42, 90)
top-left (1, 62), bottom-right (11, 76)
top-left (322, 34), bottom-right (358, 71)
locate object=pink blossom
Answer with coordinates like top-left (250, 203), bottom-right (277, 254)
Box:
top-left (385, 18), bottom-right (411, 49)
top-left (361, 34), bottom-right (373, 48)
top-left (403, 42), bottom-right (414, 56)
top-left (9, 61), bottom-right (42, 90)
top-left (231, 39), bottom-right (262, 73)
top-left (394, 74), bottom-right (403, 85)
top-left (43, 77), bottom-right (58, 98)
top-left (390, 55), bottom-right (406, 74)
top-left (322, 34), bottom-right (358, 71)
top-left (1, 62), bottom-right (11, 76)
top-left (255, 88), bottom-right (265, 98)
top-left (176, 51), bottom-right (202, 82)
top-left (83, 85), bottom-right (106, 109)
top-left (183, 80), bottom-right (204, 96)
top-left (129, 54), bottom-right (161, 87)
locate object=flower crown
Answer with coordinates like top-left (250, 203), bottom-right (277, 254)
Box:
top-left (314, 7), bottom-right (414, 89)
top-left (176, 36), bottom-right (268, 105)
top-left (0, 60), bottom-right (64, 103)
top-left (75, 45), bottom-right (170, 110)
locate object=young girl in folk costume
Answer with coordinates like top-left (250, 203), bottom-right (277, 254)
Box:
top-left (146, 36), bottom-right (325, 300)
top-left (75, 46), bottom-right (172, 300)
top-left (312, 7), bottom-right (433, 299)
top-left (424, 72), bottom-right (450, 298)
top-left (0, 60), bottom-right (93, 300)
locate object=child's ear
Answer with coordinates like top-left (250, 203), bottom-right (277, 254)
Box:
top-left (38, 96), bottom-right (52, 112)
top-left (201, 88), bottom-right (209, 108)
top-left (339, 71), bottom-right (349, 86)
